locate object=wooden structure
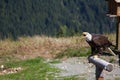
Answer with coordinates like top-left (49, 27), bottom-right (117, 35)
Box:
top-left (116, 17), bottom-right (120, 50)
top-left (106, 0), bottom-right (120, 50)
top-left (106, 0), bottom-right (120, 16)
top-left (88, 56), bottom-right (113, 80)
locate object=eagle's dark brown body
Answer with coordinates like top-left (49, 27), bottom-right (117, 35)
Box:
top-left (87, 34), bottom-right (112, 55)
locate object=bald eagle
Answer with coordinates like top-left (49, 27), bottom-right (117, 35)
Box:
top-left (82, 32), bottom-right (116, 56)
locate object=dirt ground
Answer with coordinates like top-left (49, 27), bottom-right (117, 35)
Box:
top-left (53, 57), bottom-right (120, 80)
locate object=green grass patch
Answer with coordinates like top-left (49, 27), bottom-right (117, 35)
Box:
top-left (58, 75), bottom-right (86, 80)
top-left (55, 47), bottom-right (91, 58)
top-left (0, 57), bottom-right (60, 80)
top-left (0, 57), bottom-right (84, 80)
top-left (48, 59), bottom-right (61, 64)
top-left (115, 78), bottom-right (120, 80)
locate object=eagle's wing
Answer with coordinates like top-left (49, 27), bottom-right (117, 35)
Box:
top-left (91, 34), bottom-right (116, 56)
top-left (92, 35), bottom-right (109, 47)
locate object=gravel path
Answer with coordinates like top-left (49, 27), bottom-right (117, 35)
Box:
top-left (53, 57), bottom-right (120, 80)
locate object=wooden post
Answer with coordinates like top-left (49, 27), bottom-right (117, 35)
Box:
top-left (116, 17), bottom-right (120, 50)
top-left (88, 56), bottom-right (113, 72)
top-left (88, 56), bottom-right (113, 80)
top-left (95, 66), bottom-right (104, 80)
top-left (119, 53), bottom-right (120, 66)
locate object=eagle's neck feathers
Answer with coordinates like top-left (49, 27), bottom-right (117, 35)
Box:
top-left (86, 33), bottom-right (92, 42)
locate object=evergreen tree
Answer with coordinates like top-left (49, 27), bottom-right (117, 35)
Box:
top-left (0, 0), bottom-right (113, 39)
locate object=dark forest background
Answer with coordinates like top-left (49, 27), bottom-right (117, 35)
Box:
top-left (0, 0), bottom-right (117, 39)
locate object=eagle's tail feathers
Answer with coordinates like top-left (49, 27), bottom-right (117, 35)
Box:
top-left (107, 47), bottom-right (116, 56)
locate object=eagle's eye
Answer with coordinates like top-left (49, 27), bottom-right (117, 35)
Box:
top-left (83, 34), bottom-right (86, 36)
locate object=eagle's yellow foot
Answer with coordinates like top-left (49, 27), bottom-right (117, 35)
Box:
top-left (93, 55), bottom-right (98, 58)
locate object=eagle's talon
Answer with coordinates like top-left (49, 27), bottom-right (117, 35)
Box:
top-left (93, 55), bottom-right (98, 58)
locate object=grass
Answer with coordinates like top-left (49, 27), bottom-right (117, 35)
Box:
top-left (0, 33), bottom-right (116, 59)
top-left (55, 47), bottom-right (91, 58)
top-left (58, 75), bottom-right (86, 80)
top-left (109, 57), bottom-right (116, 63)
top-left (0, 57), bottom-right (60, 80)
top-left (0, 57), bottom-right (86, 80)
top-left (0, 35), bottom-right (89, 59)
top-left (115, 78), bottom-right (120, 80)
top-left (0, 35), bottom-right (90, 80)
top-left (0, 33), bottom-right (117, 80)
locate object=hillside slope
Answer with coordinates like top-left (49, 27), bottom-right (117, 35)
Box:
top-left (0, 0), bottom-right (115, 39)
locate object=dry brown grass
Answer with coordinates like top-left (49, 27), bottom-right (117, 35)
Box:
top-left (105, 33), bottom-right (116, 45)
top-left (0, 33), bottom-right (116, 60)
top-left (0, 35), bottom-right (88, 59)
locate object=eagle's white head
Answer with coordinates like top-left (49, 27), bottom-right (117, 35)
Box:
top-left (82, 32), bottom-right (92, 41)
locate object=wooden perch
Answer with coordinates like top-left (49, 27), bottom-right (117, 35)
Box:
top-left (88, 56), bottom-right (113, 80)
top-left (88, 56), bottom-right (113, 72)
